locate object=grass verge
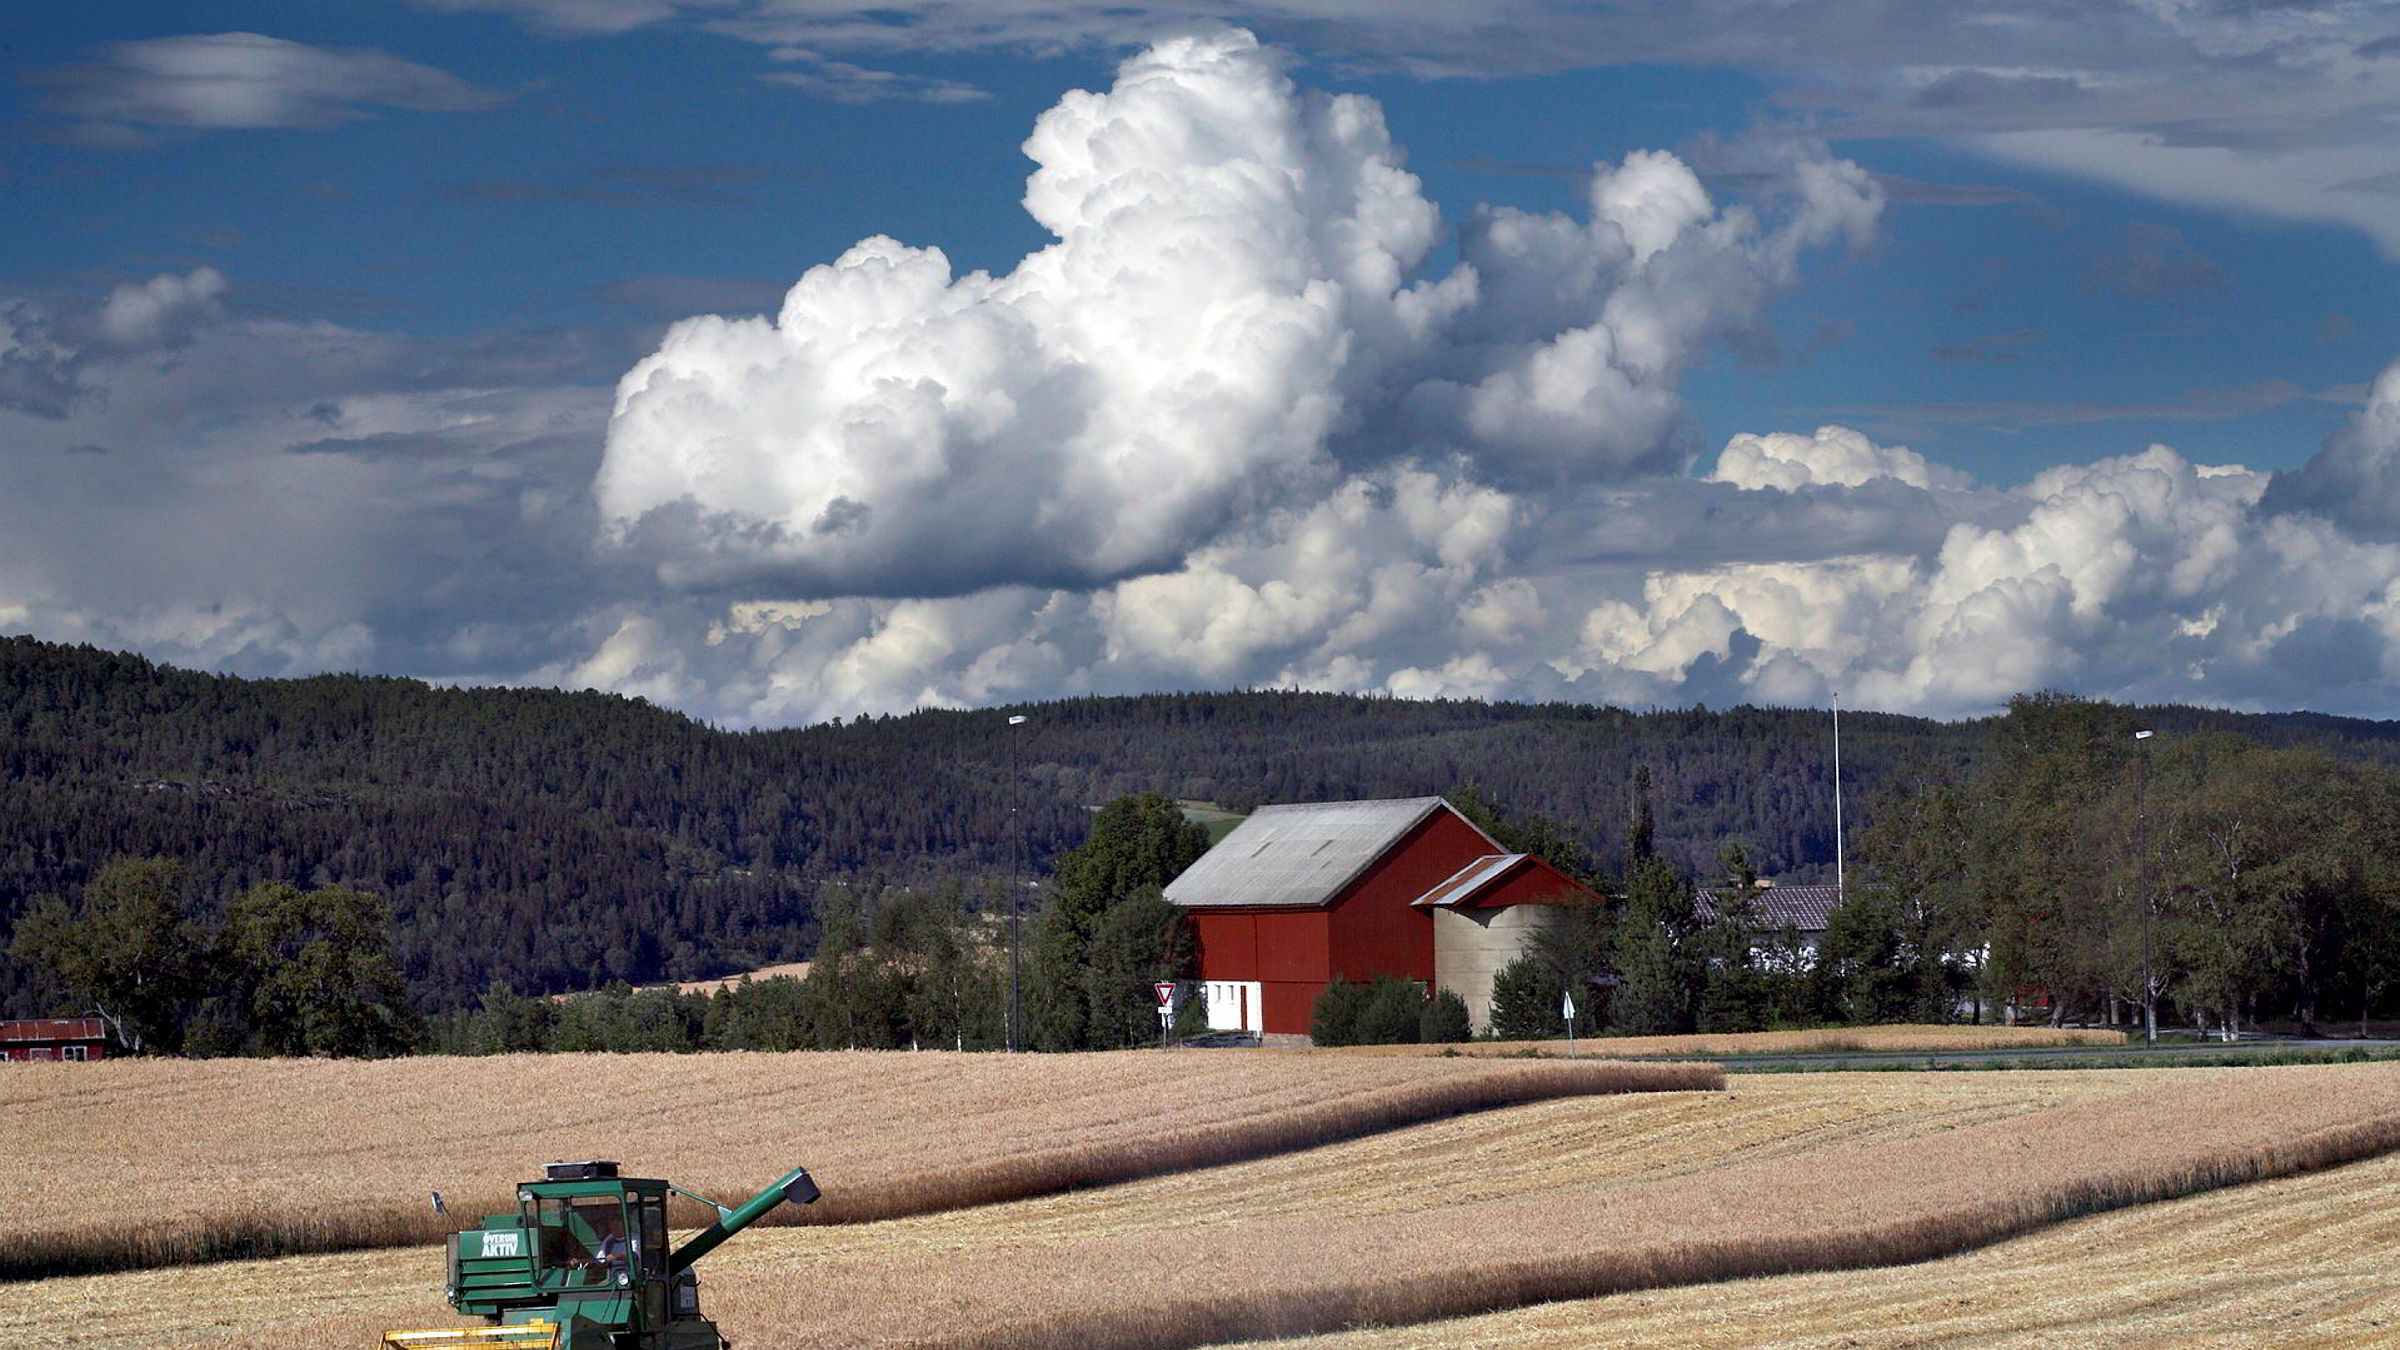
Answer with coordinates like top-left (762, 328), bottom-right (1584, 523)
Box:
top-left (1332, 1025), bottom-right (2128, 1059)
top-left (1728, 1044), bottom-right (2400, 1073)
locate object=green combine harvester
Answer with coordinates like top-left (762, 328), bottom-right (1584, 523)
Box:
top-left (381, 1159), bottom-right (819, 1350)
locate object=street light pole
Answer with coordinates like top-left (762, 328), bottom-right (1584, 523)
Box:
top-left (2135, 728), bottom-right (2155, 1044)
top-left (1006, 713), bottom-right (1029, 1052)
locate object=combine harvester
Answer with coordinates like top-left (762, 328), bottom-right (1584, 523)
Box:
top-left (382, 1159), bottom-right (819, 1349)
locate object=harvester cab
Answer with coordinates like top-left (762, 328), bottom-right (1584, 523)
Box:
top-left (381, 1159), bottom-right (820, 1350)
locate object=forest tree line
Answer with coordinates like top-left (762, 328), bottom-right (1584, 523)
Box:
top-left (14, 796), bottom-right (1223, 1058)
top-left (1446, 695), bottom-right (2400, 1044)
top-left (12, 634), bottom-right (2400, 1017)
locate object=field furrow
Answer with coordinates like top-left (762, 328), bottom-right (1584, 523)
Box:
top-left (1283, 1139), bottom-right (2400, 1347)
top-left (12, 1066), bottom-right (2398, 1349)
top-left (1, 1052), bottom-right (1709, 1280)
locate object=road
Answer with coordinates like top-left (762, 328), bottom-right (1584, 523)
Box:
top-left (1706, 1036), bottom-right (2400, 1072)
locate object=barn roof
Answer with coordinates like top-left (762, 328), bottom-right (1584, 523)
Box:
top-left (1696, 884), bottom-right (1843, 933)
top-left (0, 1018), bottom-right (105, 1043)
top-left (1164, 796), bottom-right (1499, 910)
top-left (1412, 853), bottom-right (1530, 907)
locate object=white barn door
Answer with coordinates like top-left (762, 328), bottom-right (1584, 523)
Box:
top-left (1203, 980), bottom-right (1262, 1033)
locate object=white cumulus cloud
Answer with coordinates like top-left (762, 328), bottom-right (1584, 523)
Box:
top-left (595, 26), bottom-right (1881, 598)
top-left (1712, 425), bottom-right (1972, 492)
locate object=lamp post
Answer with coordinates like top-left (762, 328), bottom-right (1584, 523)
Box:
top-left (2134, 728), bottom-right (2155, 1043)
top-left (1006, 713), bottom-right (1028, 1053)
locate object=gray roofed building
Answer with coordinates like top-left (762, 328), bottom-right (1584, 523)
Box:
top-left (1695, 883), bottom-right (1843, 936)
top-left (1162, 796), bottom-right (1499, 910)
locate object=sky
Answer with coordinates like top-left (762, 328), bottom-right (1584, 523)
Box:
top-left (3, 0), bottom-right (2398, 726)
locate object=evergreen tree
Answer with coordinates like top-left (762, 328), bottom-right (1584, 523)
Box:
top-left (1419, 988), bottom-right (1473, 1043)
top-left (1628, 764), bottom-right (1657, 864)
top-left (1610, 855), bottom-right (1697, 1035)
top-left (467, 981), bottom-right (557, 1054)
top-left (1694, 887), bottom-right (1769, 1033)
top-left (1081, 889), bottom-right (1196, 1049)
top-left (1035, 794), bottom-right (1211, 1048)
top-left (796, 892), bottom-right (904, 1049)
top-left (1815, 888), bottom-right (1914, 1024)
top-left (1352, 976), bottom-right (1424, 1045)
top-left (713, 975), bottom-right (810, 1051)
top-left (1021, 896), bottom-right (1089, 1052)
top-left (1052, 794), bottom-right (1210, 939)
top-left (1310, 980), bottom-right (1370, 1046)
top-left (1487, 953), bottom-right (1559, 1041)
top-left (1452, 786), bottom-right (1598, 880)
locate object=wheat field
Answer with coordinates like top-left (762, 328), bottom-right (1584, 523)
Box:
top-left (0, 1050), bottom-right (1709, 1280)
top-left (1286, 1137), bottom-right (2400, 1347)
top-left (1331, 1023), bottom-right (2128, 1057)
top-left (15, 1066), bottom-right (2400, 1349)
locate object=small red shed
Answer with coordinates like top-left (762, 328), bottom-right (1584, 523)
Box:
top-left (0, 1018), bottom-right (108, 1062)
top-left (1164, 797), bottom-right (1602, 1038)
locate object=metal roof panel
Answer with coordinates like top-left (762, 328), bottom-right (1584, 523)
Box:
top-left (1697, 884), bottom-right (1842, 932)
top-left (1164, 797), bottom-right (1483, 909)
top-left (1411, 854), bottom-right (1529, 907)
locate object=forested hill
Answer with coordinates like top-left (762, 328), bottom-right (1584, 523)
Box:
top-left (8, 634), bottom-right (2399, 1013)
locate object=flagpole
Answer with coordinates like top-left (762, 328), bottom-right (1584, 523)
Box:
top-left (1832, 690), bottom-right (1845, 903)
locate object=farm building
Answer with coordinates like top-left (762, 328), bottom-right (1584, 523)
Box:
top-left (0, 1017), bottom-right (107, 1062)
top-left (1695, 883), bottom-right (1840, 961)
top-left (1163, 796), bottom-right (1603, 1038)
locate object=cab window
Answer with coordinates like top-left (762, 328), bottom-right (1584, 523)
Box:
top-left (532, 1195), bottom-right (629, 1287)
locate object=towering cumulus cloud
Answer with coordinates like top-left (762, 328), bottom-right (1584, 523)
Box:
top-left (569, 25), bottom-right (2400, 726)
top-left (596, 26), bottom-right (1878, 597)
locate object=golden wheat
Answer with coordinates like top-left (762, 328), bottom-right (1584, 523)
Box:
top-left (16, 1067), bottom-right (2400, 1350)
top-left (1328, 1023), bottom-right (2128, 1057)
top-left (0, 1050), bottom-right (1711, 1280)
top-left (1284, 1134), bottom-right (2400, 1347)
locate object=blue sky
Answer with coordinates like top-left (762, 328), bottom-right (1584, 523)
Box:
top-left (5, 2), bottom-right (2399, 723)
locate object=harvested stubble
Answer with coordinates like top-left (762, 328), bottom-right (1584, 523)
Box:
top-left (741, 1067), bottom-right (2400, 1348)
top-left (1329, 1023), bottom-right (2129, 1058)
top-left (0, 1072), bottom-right (2123, 1349)
top-left (21, 1068), bottom-right (2400, 1350)
top-left (0, 1050), bottom-right (1710, 1281)
top-left (1284, 1134), bottom-right (2400, 1346)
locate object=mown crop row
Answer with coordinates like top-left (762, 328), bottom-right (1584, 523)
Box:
top-left (716, 1066), bottom-right (2400, 1348)
top-left (13, 1067), bottom-right (2396, 1350)
top-left (1287, 1127), bottom-right (2400, 1346)
top-left (0, 1051), bottom-right (1714, 1281)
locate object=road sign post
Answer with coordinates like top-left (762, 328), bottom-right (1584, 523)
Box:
top-left (1155, 981), bottom-right (1178, 1047)
top-left (1562, 989), bottom-right (1577, 1052)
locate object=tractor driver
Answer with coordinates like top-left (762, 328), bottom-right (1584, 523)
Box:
top-left (551, 1202), bottom-right (630, 1284)
top-left (593, 1219), bottom-right (630, 1275)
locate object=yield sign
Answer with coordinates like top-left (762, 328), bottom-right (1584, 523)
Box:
top-left (1154, 981), bottom-right (1178, 1007)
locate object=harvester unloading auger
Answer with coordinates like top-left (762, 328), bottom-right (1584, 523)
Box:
top-left (381, 1159), bottom-right (820, 1350)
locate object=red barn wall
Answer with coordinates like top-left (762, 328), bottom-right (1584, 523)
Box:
top-left (1324, 810), bottom-right (1493, 986)
top-left (1467, 856), bottom-right (1601, 911)
top-left (1192, 909), bottom-right (1329, 1035)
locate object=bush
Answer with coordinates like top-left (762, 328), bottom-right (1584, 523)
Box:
top-left (1419, 988), bottom-right (1473, 1044)
top-left (1353, 977), bottom-right (1424, 1046)
top-left (1488, 953), bottom-right (1560, 1041)
top-left (1311, 980), bottom-right (1371, 1046)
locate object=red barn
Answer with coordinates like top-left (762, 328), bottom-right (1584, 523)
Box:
top-left (1, 1018), bottom-right (108, 1062)
top-left (1164, 797), bottom-right (1601, 1039)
